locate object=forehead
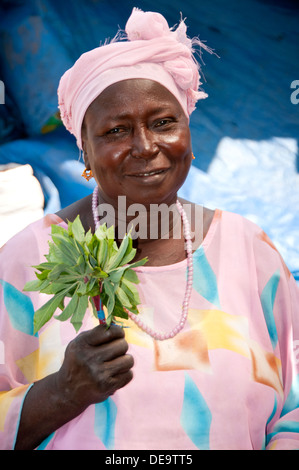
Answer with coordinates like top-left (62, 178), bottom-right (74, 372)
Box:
top-left (84, 79), bottom-right (185, 122)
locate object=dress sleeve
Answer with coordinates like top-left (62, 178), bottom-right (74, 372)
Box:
top-left (253, 229), bottom-right (299, 449)
top-left (0, 219), bottom-right (50, 449)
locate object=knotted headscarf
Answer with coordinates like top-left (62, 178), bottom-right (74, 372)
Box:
top-left (58, 8), bottom-right (212, 149)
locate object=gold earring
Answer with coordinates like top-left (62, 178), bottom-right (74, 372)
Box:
top-left (192, 153), bottom-right (195, 160)
top-left (82, 168), bottom-right (93, 181)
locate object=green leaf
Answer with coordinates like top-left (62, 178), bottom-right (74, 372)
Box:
top-left (35, 270), bottom-right (51, 281)
top-left (51, 224), bottom-right (68, 237)
top-left (44, 281), bottom-right (74, 295)
top-left (33, 289), bottom-right (69, 334)
top-left (51, 234), bottom-right (79, 263)
top-left (97, 239), bottom-right (108, 268)
top-left (58, 297), bottom-right (65, 311)
top-left (52, 273), bottom-right (80, 284)
top-left (106, 297), bottom-right (129, 326)
top-left (108, 266), bottom-right (127, 283)
top-left (89, 296), bottom-right (98, 319)
top-left (73, 237), bottom-right (87, 258)
top-left (37, 280), bottom-right (52, 293)
top-left (25, 215), bottom-right (147, 333)
top-left (84, 228), bottom-right (93, 246)
top-left (32, 262), bottom-right (57, 272)
top-left (126, 258), bottom-right (148, 270)
top-left (118, 236), bottom-right (136, 266)
top-left (102, 281), bottom-right (116, 317)
top-left (77, 281), bottom-right (88, 295)
top-left (71, 295), bottom-right (88, 332)
top-left (105, 240), bottom-right (118, 269)
top-left (94, 266), bottom-right (108, 279)
top-left (122, 268), bottom-right (140, 284)
top-left (47, 264), bottom-right (67, 281)
top-left (23, 279), bottom-right (43, 292)
top-left (72, 254), bottom-right (87, 276)
top-left (115, 285), bottom-right (132, 308)
top-left (105, 235), bottom-right (129, 271)
top-left (55, 293), bottom-right (79, 322)
top-left (70, 215), bottom-right (85, 243)
top-left (95, 223), bottom-right (107, 240)
top-left (106, 225), bottom-right (115, 240)
top-left (88, 254), bottom-right (98, 269)
top-left (46, 242), bottom-right (66, 264)
top-left (121, 277), bottom-right (141, 304)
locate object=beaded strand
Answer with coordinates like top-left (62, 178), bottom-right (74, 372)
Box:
top-left (92, 186), bottom-right (193, 340)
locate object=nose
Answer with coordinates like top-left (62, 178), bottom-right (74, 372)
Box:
top-left (130, 126), bottom-right (159, 159)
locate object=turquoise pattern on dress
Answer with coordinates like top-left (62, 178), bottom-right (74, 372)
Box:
top-left (180, 372), bottom-right (211, 449)
top-left (282, 373), bottom-right (299, 417)
top-left (94, 397), bottom-right (117, 449)
top-left (260, 270), bottom-right (280, 349)
top-left (191, 248), bottom-right (221, 308)
top-left (0, 280), bottom-right (35, 336)
top-left (267, 420), bottom-right (299, 445)
top-left (263, 395), bottom-right (278, 449)
top-left (37, 432), bottom-right (55, 450)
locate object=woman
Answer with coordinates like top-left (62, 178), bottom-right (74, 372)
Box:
top-left (1, 8), bottom-right (299, 450)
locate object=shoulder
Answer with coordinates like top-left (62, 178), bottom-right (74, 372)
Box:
top-left (217, 209), bottom-right (295, 284)
top-left (0, 214), bottom-right (64, 284)
top-left (218, 209), bottom-right (279, 253)
top-left (218, 209), bottom-right (263, 239)
top-left (56, 194), bottom-right (94, 232)
top-left (216, 208), bottom-right (276, 252)
top-left (0, 214), bottom-right (63, 254)
top-left (179, 197), bottom-right (263, 246)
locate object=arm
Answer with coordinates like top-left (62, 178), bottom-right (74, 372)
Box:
top-left (15, 324), bottom-right (133, 450)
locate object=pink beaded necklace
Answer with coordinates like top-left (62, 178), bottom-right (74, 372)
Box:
top-left (92, 186), bottom-right (193, 340)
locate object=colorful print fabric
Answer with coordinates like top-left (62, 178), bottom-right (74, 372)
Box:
top-left (1, 210), bottom-right (299, 449)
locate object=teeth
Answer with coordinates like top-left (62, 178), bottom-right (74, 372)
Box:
top-left (137, 170), bottom-right (164, 177)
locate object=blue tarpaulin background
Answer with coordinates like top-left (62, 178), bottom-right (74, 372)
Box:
top-left (0, 0), bottom-right (298, 279)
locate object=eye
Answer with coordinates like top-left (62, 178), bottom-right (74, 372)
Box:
top-left (106, 127), bottom-right (123, 135)
top-left (154, 118), bottom-right (175, 128)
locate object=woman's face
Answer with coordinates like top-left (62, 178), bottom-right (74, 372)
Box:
top-left (82, 79), bottom-right (193, 208)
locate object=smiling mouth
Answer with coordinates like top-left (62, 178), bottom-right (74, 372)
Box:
top-left (128, 169), bottom-right (168, 177)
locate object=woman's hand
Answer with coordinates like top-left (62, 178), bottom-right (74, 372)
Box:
top-left (56, 324), bottom-right (134, 411)
top-left (15, 324), bottom-right (133, 449)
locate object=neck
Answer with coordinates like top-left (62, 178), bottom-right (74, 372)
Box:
top-left (95, 188), bottom-right (182, 243)
top-left (92, 186), bottom-right (192, 266)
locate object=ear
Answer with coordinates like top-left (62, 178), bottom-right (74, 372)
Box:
top-left (81, 121), bottom-right (91, 169)
top-left (81, 142), bottom-right (91, 170)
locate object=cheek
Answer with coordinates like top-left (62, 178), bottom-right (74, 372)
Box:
top-left (166, 123), bottom-right (191, 151)
top-left (88, 143), bottom-right (123, 176)
top-left (166, 131), bottom-right (192, 162)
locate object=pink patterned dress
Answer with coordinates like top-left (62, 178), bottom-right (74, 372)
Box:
top-left (1, 209), bottom-right (299, 449)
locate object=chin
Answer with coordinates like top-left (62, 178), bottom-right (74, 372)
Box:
top-left (127, 189), bottom-right (179, 207)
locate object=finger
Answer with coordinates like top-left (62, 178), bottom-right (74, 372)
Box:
top-left (95, 337), bottom-right (130, 362)
top-left (114, 369), bottom-right (134, 391)
top-left (106, 353), bottom-right (134, 377)
top-left (103, 359), bottom-right (134, 393)
top-left (81, 323), bottom-right (125, 347)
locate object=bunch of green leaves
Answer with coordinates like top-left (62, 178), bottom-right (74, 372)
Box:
top-left (23, 216), bottom-right (147, 334)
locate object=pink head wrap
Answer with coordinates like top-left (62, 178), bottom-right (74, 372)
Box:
top-left (58, 8), bottom-right (212, 149)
